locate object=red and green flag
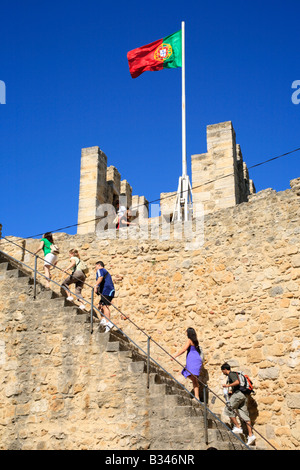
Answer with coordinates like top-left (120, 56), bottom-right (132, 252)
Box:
top-left (127, 30), bottom-right (182, 79)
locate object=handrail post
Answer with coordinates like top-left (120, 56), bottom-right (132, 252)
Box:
top-left (147, 336), bottom-right (151, 389)
top-left (90, 288), bottom-right (94, 334)
top-left (33, 255), bottom-right (37, 300)
top-left (203, 384), bottom-right (208, 445)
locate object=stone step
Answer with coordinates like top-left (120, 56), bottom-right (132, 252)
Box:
top-left (148, 404), bottom-right (203, 419)
top-left (126, 360), bottom-right (159, 375)
top-left (0, 261), bottom-right (9, 272)
top-left (150, 430), bottom-right (207, 447)
top-left (208, 428), bottom-right (248, 450)
top-left (148, 393), bottom-right (196, 409)
top-left (0, 262), bottom-right (60, 300)
top-left (149, 439), bottom-right (206, 451)
top-left (118, 349), bottom-right (136, 360)
top-left (11, 281), bottom-right (90, 313)
top-left (128, 361), bottom-right (145, 373)
top-left (148, 420), bottom-right (210, 450)
top-left (62, 307), bottom-right (90, 323)
top-left (106, 341), bottom-right (125, 352)
top-left (151, 369), bottom-right (186, 387)
top-left (149, 380), bottom-right (187, 398)
top-left (109, 330), bottom-right (141, 355)
top-left (109, 329), bottom-right (131, 344)
top-left (148, 423), bottom-right (248, 451)
top-left (3, 267), bottom-right (28, 279)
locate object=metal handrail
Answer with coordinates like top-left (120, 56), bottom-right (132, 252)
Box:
top-left (0, 236), bottom-right (277, 450)
top-left (2, 237), bottom-right (149, 334)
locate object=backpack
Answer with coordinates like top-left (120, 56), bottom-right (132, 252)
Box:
top-left (73, 258), bottom-right (88, 274)
top-left (237, 371), bottom-right (255, 395)
top-left (50, 244), bottom-right (60, 254)
top-left (79, 260), bottom-right (88, 273)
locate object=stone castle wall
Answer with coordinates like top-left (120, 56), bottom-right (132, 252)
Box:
top-left (1, 177), bottom-right (300, 450)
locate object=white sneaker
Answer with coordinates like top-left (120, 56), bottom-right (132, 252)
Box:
top-left (100, 318), bottom-right (108, 326)
top-left (247, 435), bottom-right (256, 445)
top-left (232, 426), bottom-right (243, 434)
top-left (66, 296), bottom-right (74, 301)
top-left (79, 304), bottom-right (86, 311)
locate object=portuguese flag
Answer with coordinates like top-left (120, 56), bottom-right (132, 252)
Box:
top-left (127, 30), bottom-right (182, 79)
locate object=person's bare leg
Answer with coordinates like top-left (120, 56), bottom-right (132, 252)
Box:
top-left (44, 265), bottom-right (51, 288)
top-left (190, 376), bottom-right (200, 400)
top-left (230, 416), bottom-right (241, 429)
top-left (102, 304), bottom-right (110, 321)
top-left (246, 420), bottom-right (253, 437)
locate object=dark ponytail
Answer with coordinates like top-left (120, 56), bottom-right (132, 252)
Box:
top-left (187, 327), bottom-right (201, 355)
top-left (44, 232), bottom-right (54, 244)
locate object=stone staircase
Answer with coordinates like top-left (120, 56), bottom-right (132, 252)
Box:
top-left (108, 329), bottom-right (248, 450)
top-left (0, 250), bottom-right (250, 450)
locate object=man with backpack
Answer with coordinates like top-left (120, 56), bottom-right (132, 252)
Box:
top-left (94, 261), bottom-right (115, 333)
top-left (221, 363), bottom-right (256, 446)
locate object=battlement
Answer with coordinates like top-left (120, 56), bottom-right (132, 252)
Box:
top-left (77, 146), bottom-right (148, 234)
top-left (159, 121), bottom-right (255, 219)
top-left (191, 121), bottom-right (255, 216)
top-left (77, 121), bottom-right (255, 234)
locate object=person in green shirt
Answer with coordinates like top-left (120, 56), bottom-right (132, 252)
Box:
top-left (35, 232), bottom-right (58, 288)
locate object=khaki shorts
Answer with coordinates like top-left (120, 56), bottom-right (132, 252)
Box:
top-left (62, 270), bottom-right (86, 299)
top-left (224, 390), bottom-right (250, 422)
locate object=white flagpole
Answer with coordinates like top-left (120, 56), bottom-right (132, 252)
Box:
top-left (182, 20), bottom-right (187, 177)
top-left (173, 20), bottom-right (192, 222)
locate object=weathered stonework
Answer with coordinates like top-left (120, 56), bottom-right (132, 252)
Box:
top-left (0, 254), bottom-right (247, 451)
top-left (1, 177), bottom-right (299, 450)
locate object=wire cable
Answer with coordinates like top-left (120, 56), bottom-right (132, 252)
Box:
top-left (2, 146), bottom-right (300, 240)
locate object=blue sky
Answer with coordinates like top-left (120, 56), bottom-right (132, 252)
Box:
top-left (1, 0), bottom-right (299, 238)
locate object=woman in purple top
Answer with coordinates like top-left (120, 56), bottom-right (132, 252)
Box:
top-left (172, 328), bottom-right (203, 401)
